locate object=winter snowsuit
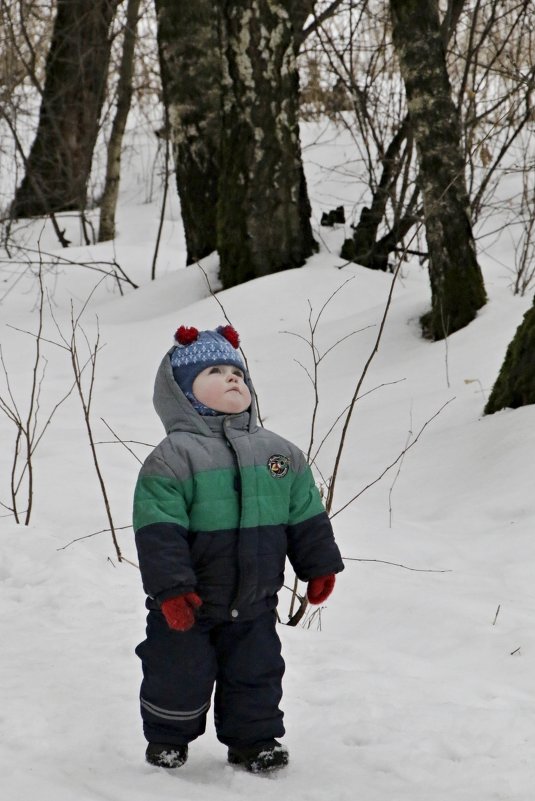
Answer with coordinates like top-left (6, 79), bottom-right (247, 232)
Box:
top-left (133, 349), bottom-right (344, 747)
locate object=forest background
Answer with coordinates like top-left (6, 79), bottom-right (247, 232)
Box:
top-left (0, 2), bottom-right (534, 799)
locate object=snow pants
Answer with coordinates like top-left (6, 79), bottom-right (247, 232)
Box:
top-left (135, 609), bottom-right (285, 748)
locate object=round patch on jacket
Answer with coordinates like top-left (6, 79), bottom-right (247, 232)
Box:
top-left (267, 454), bottom-right (290, 478)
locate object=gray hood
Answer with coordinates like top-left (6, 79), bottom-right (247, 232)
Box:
top-left (153, 347), bottom-right (258, 436)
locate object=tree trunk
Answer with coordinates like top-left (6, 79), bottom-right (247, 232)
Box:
top-left (155, 0), bottom-right (221, 264)
top-left (390, 0), bottom-right (486, 340)
top-left (484, 302), bottom-right (535, 414)
top-left (341, 118), bottom-right (420, 271)
top-left (217, 0), bottom-right (316, 289)
top-left (98, 0), bottom-right (141, 242)
top-left (11, 0), bottom-right (118, 218)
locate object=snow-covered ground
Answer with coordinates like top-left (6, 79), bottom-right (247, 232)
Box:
top-left (1, 122), bottom-right (534, 801)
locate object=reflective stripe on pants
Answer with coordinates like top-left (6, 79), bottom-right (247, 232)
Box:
top-left (135, 609), bottom-right (285, 748)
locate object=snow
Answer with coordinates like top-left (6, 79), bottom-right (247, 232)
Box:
top-left (1, 121), bottom-right (534, 801)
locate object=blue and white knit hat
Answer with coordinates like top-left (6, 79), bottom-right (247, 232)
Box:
top-left (170, 325), bottom-right (246, 414)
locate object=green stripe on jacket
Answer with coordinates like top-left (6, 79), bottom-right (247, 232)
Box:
top-left (133, 463), bottom-right (325, 532)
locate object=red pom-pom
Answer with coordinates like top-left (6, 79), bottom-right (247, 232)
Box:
top-left (175, 325), bottom-right (199, 346)
top-left (218, 325), bottom-right (240, 349)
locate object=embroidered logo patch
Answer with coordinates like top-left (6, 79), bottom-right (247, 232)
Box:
top-left (267, 454), bottom-right (290, 478)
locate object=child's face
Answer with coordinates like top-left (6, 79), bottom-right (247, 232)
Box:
top-left (192, 364), bottom-right (251, 414)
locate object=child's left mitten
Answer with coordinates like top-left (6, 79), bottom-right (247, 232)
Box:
top-left (161, 592), bottom-right (203, 631)
top-left (307, 574), bottom-right (336, 605)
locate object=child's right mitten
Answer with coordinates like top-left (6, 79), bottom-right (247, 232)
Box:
top-left (161, 592), bottom-right (202, 631)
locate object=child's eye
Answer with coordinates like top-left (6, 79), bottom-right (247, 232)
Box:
top-left (209, 366), bottom-right (221, 374)
top-left (233, 369), bottom-right (244, 378)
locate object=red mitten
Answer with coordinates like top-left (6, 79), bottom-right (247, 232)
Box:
top-left (307, 574), bottom-right (336, 605)
top-left (161, 592), bottom-right (202, 631)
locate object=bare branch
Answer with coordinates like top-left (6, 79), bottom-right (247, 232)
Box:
top-left (330, 397), bottom-right (455, 520)
top-left (343, 557), bottom-right (452, 573)
top-left (100, 418), bottom-right (144, 464)
top-left (57, 525), bottom-right (133, 552)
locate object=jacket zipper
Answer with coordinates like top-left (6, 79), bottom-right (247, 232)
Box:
top-left (224, 420), bottom-right (245, 619)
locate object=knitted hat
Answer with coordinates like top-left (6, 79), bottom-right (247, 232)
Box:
top-left (170, 325), bottom-right (246, 413)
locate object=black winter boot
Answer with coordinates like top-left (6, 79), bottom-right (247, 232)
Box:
top-left (145, 742), bottom-right (188, 768)
top-left (227, 739), bottom-right (289, 773)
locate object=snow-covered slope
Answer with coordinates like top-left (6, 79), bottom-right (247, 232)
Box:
top-left (1, 122), bottom-right (534, 801)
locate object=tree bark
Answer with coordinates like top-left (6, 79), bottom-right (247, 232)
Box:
top-left (11, 0), bottom-right (118, 218)
top-left (98, 0), bottom-right (141, 242)
top-left (484, 302), bottom-right (535, 414)
top-left (218, 0), bottom-right (316, 289)
top-left (390, 0), bottom-right (486, 340)
top-left (155, 0), bottom-right (221, 264)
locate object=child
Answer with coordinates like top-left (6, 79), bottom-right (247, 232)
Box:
top-left (133, 324), bottom-right (344, 773)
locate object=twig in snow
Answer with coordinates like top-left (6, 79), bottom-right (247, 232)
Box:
top-left (464, 378), bottom-right (486, 401)
top-left (343, 557), bottom-right (452, 573)
top-left (388, 404), bottom-right (413, 528)
top-left (57, 525), bottom-right (132, 551)
top-left (330, 396), bottom-right (455, 519)
top-left (280, 276), bottom-right (360, 462)
top-left (325, 258), bottom-right (404, 513)
top-left (440, 302), bottom-right (451, 388)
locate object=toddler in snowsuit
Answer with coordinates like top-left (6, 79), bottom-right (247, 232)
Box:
top-left (133, 324), bottom-right (344, 772)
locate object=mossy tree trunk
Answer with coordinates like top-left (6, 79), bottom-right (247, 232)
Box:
top-left (155, 0), bottom-right (221, 264)
top-left (390, 0), bottom-right (486, 340)
top-left (217, 0), bottom-right (316, 288)
top-left (11, 0), bottom-right (118, 218)
top-left (98, 0), bottom-right (141, 242)
top-left (484, 301), bottom-right (535, 414)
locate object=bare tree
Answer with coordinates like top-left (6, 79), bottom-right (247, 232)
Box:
top-left (0, 0), bottom-right (53, 99)
top-left (512, 160), bottom-right (535, 296)
top-left (0, 0), bottom-right (54, 229)
top-left (0, 262), bottom-right (73, 524)
top-left (98, 0), bottom-right (142, 242)
top-left (47, 290), bottom-right (123, 561)
top-left (389, 0), bottom-right (486, 339)
top-left (304, 1), bottom-right (533, 314)
top-left (301, 1), bottom-right (422, 271)
top-left (11, 0), bottom-right (119, 218)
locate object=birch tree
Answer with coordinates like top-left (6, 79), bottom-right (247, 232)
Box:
top-left (217, 0), bottom-right (316, 288)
